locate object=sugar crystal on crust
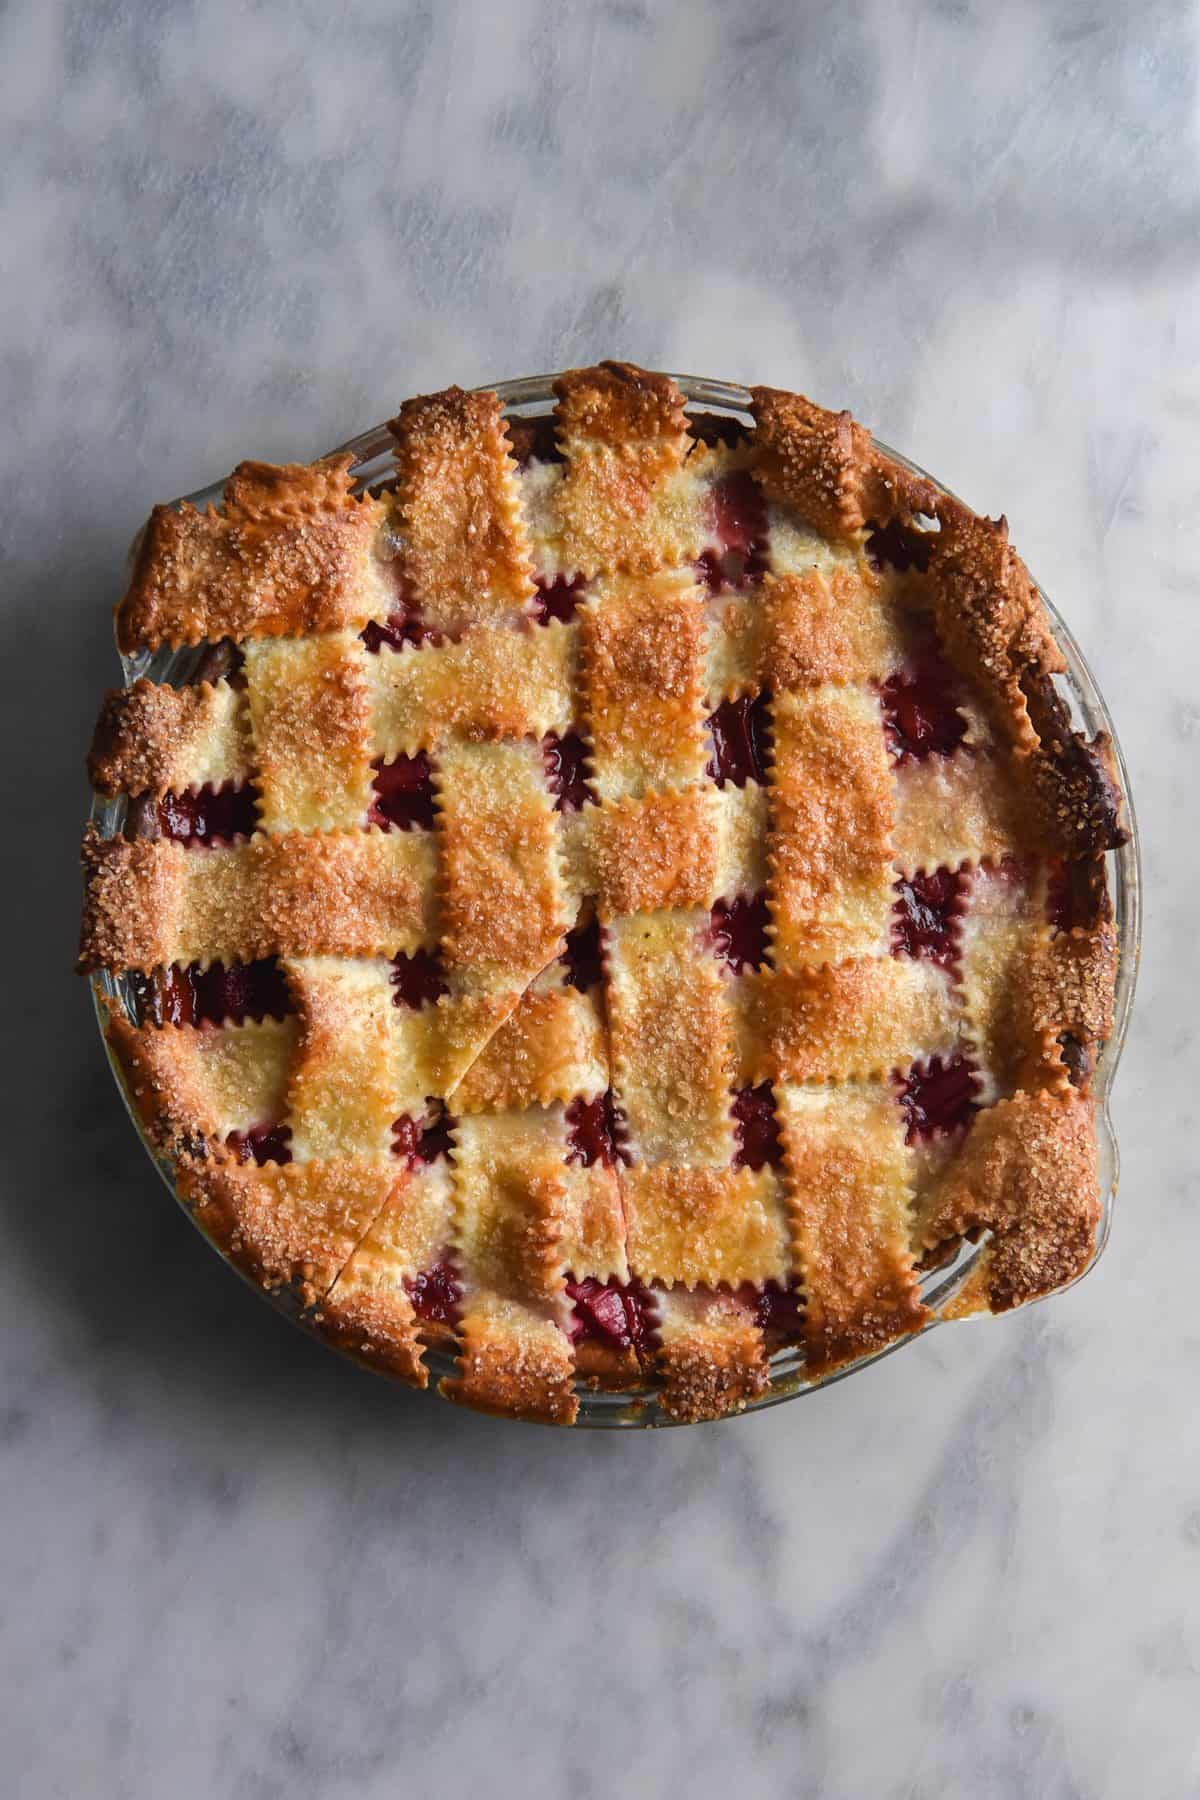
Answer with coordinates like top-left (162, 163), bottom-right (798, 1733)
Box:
top-left (117, 457), bottom-right (396, 653)
top-left (776, 1083), bottom-right (927, 1374)
top-left (389, 386), bottom-right (536, 636)
top-left (768, 685), bottom-right (895, 968)
top-left (89, 677), bottom-right (250, 797)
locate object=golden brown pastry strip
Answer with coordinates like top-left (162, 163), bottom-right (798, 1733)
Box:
top-left (79, 824), bottom-right (437, 972)
top-left (243, 634), bottom-right (375, 834)
top-left (552, 361), bottom-right (705, 576)
top-left (654, 1290), bottom-right (770, 1424)
top-left (917, 1089), bottom-right (1101, 1312)
top-left (777, 1083), bottom-right (927, 1373)
top-left (768, 684), bottom-right (895, 969)
top-left (317, 1161), bottom-right (456, 1388)
top-left (579, 572), bottom-right (708, 800)
top-left (605, 910), bottom-right (735, 1167)
top-left (624, 1165), bottom-right (789, 1289)
top-left (117, 458), bottom-right (395, 652)
top-left (732, 957), bottom-right (959, 1085)
top-left (389, 386), bottom-right (535, 636)
top-left (442, 1112), bottom-right (577, 1423)
top-left (434, 739), bottom-right (566, 980)
top-left (176, 1154), bottom-right (404, 1304)
top-left (367, 620), bottom-right (575, 756)
top-left (88, 678), bottom-right (249, 798)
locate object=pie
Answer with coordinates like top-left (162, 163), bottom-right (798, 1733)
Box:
top-left (78, 361), bottom-right (1126, 1425)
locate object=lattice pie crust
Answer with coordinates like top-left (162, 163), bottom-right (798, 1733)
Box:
top-left (80, 364), bottom-right (1124, 1424)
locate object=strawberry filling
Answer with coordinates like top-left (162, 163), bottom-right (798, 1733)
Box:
top-left (532, 575), bottom-right (586, 625)
top-left (698, 471), bottom-right (769, 593)
top-left (865, 519), bottom-right (935, 574)
top-left (361, 603), bottom-right (439, 653)
top-left (507, 415), bottom-right (563, 467)
top-left (1058, 1032), bottom-right (1091, 1087)
top-left (404, 1259), bottom-right (463, 1326)
top-left (1046, 856), bottom-right (1106, 934)
top-left (881, 660), bottom-right (968, 761)
top-left (739, 1280), bottom-right (803, 1341)
top-left (562, 914), bottom-right (604, 992)
top-left (392, 1107), bottom-right (454, 1167)
top-left (1046, 861), bottom-right (1075, 933)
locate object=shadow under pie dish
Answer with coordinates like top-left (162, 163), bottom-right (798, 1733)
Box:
top-left (79, 362), bottom-right (1138, 1427)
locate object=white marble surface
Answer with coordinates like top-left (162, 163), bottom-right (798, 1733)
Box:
top-left (3, 1), bottom-right (1196, 1793)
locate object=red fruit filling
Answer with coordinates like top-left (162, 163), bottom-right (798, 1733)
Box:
top-left (566, 1277), bottom-right (654, 1352)
top-left (507, 415), bottom-right (563, 467)
top-left (565, 1092), bottom-right (628, 1168)
top-left (189, 640), bottom-right (244, 686)
top-left (157, 783), bottom-right (258, 845)
top-left (532, 574), bottom-right (586, 625)
top-left (865, 518), bottom-right (935, 574)
top-left (543, 731), bottom-right (593, 812)
top-left (361, 603), bottom-right (439, 654)
top-left (738, 1280), bottom-right (803, 1341)
top-left (1046, 860), bottom-right (1074, 933)
top-left (392, 1107), bottom-right (454, 1167)
top-left (1058, 1032), bottom-right (1091, 1087)
top-left (562, 914), bottom-right (604, 992)
top-left (370, 752), bottom-right (437, 831)
top-left (898, 1056), bottom-right (980, 1142)
top-left (891, 869), bottom-right (964, 969)
top-left (1045, 857), bottom-right (1105, 934)
top-left (881, 660), bottom-right (968, 761)
top-left (731, 1083), bottom-right (784, 1170)
top-left (696, 544), bottom-right (769, 594)
top-left (404, 1258), bottom-right (463, 1326)
top-left (390, 949), bottom-right (448, 1010)
top-left (130, 958), bottom-right (290, 1028)
top-left (706, 693), bottom-right (772, 787)
top-left (698, 470), bottom-right (769, 592)
top-left (226, 1122), bottom-right (292, 1166)
top-left (710, 469), bottom-right (768, 555)
top-left (711, 893), bottom-right (771, 974)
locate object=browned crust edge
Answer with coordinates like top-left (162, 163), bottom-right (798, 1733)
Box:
top-left (655, 1318), bottom-right (770, 1425)
top-left (439, 1315), bottom-right (579, 1425)
top-left (103, 1005), bottom-right (226, 1158)
top-left (313, 1288), bottom-right (430, 1388)
top-left (116, 456), bottom-right (390, 654)
top-left (750, 385), bottom-right (1126, 861)
top-left (88, 678), bottom-right (247, 798)
top-left (916, 1089), bottom-right (1102, 1313)
top-left (751, 384), bottom-right (941, 541)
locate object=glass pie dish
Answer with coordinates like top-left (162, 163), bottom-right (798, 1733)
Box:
top-left (88, 373), bottom-right (1141, 1426)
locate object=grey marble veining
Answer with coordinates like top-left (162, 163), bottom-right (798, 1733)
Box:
top-left (1, 1), bottom-right (1197, 1794)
